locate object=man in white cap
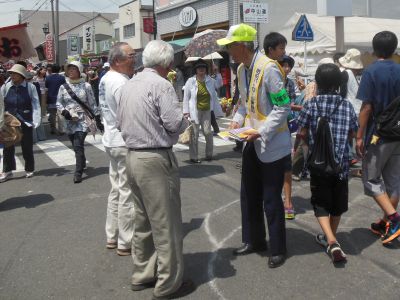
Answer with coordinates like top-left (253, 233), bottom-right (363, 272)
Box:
top-left (217, 24), bottom-right (291, 268)
top-left (0, 64), bottom-right (41, 182)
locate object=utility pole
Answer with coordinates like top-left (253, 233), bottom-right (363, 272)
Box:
top-left (51, 0), bottom-right (55, 40)
top-left (152, 0), bottom-right (157, 40)
top-left (366, 0), bottom-right (372, 17)
top-left (55, 0), bottom-right (60, 65)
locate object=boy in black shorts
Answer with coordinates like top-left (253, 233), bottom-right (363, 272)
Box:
top-left (296, 63), bottom-right (358, 263)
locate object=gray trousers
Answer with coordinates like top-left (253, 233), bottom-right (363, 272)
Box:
top-left (126, 148), bottom-right (184, 297)
top-left (362, 141), bottom-right (400, 198)
top-left (105, 146), bottom-right (134, 249)
top-left (189, 110), bottom-right (213, 160)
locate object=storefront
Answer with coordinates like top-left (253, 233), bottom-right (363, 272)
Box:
top-left (156, 0), bottom-right (242, 97)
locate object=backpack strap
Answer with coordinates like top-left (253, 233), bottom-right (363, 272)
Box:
top-left (62, 83), bottom-right (96, 119)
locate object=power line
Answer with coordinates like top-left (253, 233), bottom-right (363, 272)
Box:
top-left (20, 0), bottom-right (48, 22)
top-left (59, 1), bottom-right (92, 20)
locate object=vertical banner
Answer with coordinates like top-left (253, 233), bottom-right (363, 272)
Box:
top-left (45, 33), bottom-right (55, 62)
top-left (143, 18), bottom-right (154, 34)
top-left (67, 34), bottom-right (80, 56)
top-left (82, 25), bottom-right (94, 52)
top-left (0, 23), bottom-right (36, 61)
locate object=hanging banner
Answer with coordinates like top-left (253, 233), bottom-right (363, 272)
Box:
top-left (0, 23), bottom-right (36, 61)
top-left (143, 17), bottom-right (154, 34)
top-left (82, 25), bottom-right (94, 52)
top-left (67, 34), bottom-right (80, 56)
top-left (45, 34), bottom-right (55, 62)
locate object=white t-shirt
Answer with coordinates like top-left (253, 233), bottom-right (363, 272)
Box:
top-left (99, 70), bottom-right (129, 148)
top-left (345, 69), bottom-right (362, 115)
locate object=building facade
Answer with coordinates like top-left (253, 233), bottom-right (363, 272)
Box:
top-left (116, 0), bottom-right (153, 51)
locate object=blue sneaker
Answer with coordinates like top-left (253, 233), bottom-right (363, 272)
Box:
top-left (382, 221), bottom-right (400, 244)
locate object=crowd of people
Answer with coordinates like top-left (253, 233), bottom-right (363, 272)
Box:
top-left (0, 22), bottom-right (400, 299)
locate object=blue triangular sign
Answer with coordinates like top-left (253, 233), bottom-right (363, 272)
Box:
top-left (292, 14), bottom-right (314, 42)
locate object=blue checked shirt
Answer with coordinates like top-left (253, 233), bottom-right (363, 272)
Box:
top-left (297, 94), bottom-right (358, 178)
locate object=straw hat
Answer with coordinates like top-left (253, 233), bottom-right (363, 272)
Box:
top-left (8, 64), bottom-right (28, 78)
top-left (339, 48), bottom-right (363, 70)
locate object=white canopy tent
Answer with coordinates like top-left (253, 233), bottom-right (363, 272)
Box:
top-left (279, 13), bottom-right (400, 76)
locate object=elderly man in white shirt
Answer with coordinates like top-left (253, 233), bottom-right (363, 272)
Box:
top-left (99, 42), bottom-right (136, 256)
top-left (117, 40), bottom-right (194, 300)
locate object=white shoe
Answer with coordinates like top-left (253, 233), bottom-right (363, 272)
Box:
top-left (0, 171), bottom-right (13, 182)
top-left (26, 172), bottom-right (34, 178)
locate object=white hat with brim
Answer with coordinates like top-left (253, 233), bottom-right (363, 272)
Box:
top-left (8, 64), bottom-right (28, 78)
top-left (339, 48), bottom-right (363, 70)
top-left (217, 24), bottom-right (257, 46)
top-left (318, 57), bottom-right (334, 66)
top-left (67, 61), bottom-right (84, 75)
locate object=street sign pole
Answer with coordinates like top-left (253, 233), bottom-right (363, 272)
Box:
top-left (304, 41), bottom-right (307, 76)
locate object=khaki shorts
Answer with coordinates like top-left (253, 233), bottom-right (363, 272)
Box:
top-left (362, 141), bottom-right (400, 198)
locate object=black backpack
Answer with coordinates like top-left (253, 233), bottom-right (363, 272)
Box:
top-left (376, 96), bottom-right (400, 141)
top-left (307, 100), bottom-right (343, 177)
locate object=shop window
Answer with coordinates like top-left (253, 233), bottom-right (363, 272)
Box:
top-left (123, 23), bottom-right (135, 38)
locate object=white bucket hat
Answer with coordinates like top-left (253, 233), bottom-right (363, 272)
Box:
top-left (67, 61), bottom-right (84, 75)
top-left (339, 48), bottom-right (363, 70)
top-left (8, 64), bottom-right (28, 78)
top-left (318, 57), bottom-right (334, 66)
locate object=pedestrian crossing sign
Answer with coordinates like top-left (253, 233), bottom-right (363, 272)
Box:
top-left (292, 14), bottom-right (314, 41)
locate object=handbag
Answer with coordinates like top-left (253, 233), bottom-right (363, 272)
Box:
top-left (0, 112), bottom-right (23, 147)
top-left (178, 124), bottom-right (193, 144)
top-left (62, 83), bottom-right (98, 136)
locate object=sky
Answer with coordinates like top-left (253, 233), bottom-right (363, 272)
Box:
top-left (0, 0), bottom-right (152, 27)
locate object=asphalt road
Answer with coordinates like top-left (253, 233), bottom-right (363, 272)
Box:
top-left (0, 118), bottom-right (399, 300)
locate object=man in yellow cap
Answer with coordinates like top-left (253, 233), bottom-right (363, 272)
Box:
top-left (218, 24), bottom-right (291, 268)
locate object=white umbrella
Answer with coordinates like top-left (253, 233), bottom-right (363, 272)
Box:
top-left (202, 52), bottom-right (223, 60)
top-left (185, 56), bottom-right (201, 63)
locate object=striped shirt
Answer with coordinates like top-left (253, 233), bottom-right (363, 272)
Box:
top-left (117, 68), bottom-right (189, 149)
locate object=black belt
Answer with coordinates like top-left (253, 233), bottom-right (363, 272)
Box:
top-left (129, 146), bottom-right (172, 151)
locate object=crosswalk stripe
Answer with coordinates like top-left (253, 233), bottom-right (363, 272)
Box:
top-left (36, 140), bottom-right (76, 167)
top-left (198, 136), bottom-right (236, 146)
top-left (173, 144), bottom-right (189, 152)
top-left (0, 148), bottom-right (25, 173)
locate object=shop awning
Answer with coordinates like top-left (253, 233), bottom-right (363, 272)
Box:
top-left (168, 37), bottom-right (192, 47)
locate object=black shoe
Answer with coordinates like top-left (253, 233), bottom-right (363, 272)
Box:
top-left (190, 159), bottom-right (201, 164)
top-left (152, 280), bottom-right (195, 300)
top-left (232, 243), bottom-right (267, 256)
top-left (73, 175), bottom-right (82, 183)
top-left (131, 280), bottom-right (157, 291)
top-left (268, 254), bottom-right (286, 268)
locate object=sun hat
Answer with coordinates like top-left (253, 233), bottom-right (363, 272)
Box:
top-left (339, 48), bottom-right (363, 70)
top-left (318, 57), bottom-right (334, 66)
top-left (8, 64), bottom-right (28, 78)
top-left (103, 62), bottom-right (110, 68)
top-left (67, 61), bottom-right (83, 74)
top-left (217, 23), bottom-right (257, 46)
top-left (193, 59), bottom-right (208, 70)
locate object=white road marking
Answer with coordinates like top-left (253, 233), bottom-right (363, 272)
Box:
top-left (203, 199), bottom-right (241, 300)
top-left (84, 136), bottom-right (105, 152)
top-left (36, 140), bottom-right (76, 167)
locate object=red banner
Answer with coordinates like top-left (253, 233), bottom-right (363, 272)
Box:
top-left (143, 18), bottom-right (154, 34)
top-left (0, 23), bottom-right (36, 61)
top-left (45, 34), bottom-right (55, 62)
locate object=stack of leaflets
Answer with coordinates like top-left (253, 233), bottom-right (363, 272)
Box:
top-left (218, 127), bottom-right (258, 141)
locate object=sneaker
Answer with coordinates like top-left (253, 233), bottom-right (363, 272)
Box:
top-left (26, 172), bottom-right (34, 178)
top-left (382, 221), bottom-right (400, 244)
top-left (285, 208), bottom-right (295, 220)
top-left (0, 171), bottom-right (13, 183)
top-left (327, 242), bottom-right (347, 263)
top-left (370, 219), bottom-right (388, 236)
top-left (315, 234), bottom-right (329, 249)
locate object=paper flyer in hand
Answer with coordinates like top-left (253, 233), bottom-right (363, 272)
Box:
top-left (218, 127), bottom-right (258, 141)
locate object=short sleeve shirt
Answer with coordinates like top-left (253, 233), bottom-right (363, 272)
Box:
top-left (356, 60), bottom-right (400, 144)
top-left (297, 94), bottom-right (358, 178)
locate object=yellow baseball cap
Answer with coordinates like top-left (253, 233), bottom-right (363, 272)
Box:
top-left (217, 24), bottom-right (257, 46)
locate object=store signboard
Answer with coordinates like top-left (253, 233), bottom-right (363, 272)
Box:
top-left (67, 34), bottom-right (80, 56)
top-left (45, 33), bottom-right (55, 62)
top-left (83, 25), bottom-right (94, 52)
top-left (179, 6), bottom-right (197, 27)
top-left (242, 2), bottom-right (268, 24)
